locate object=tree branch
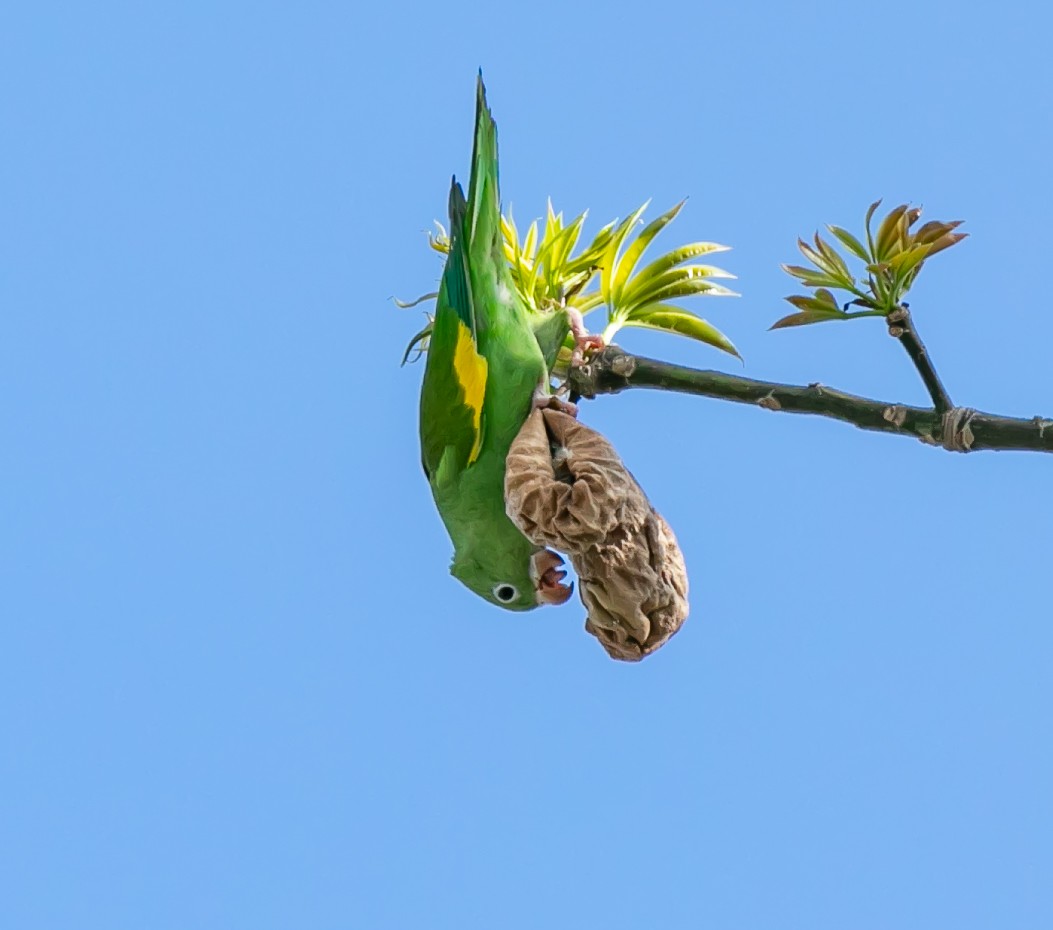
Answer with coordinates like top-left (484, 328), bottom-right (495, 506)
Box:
top-left (886, 306), bottom-right (954, 413)
top-left (568, 346), bottom-right (1053, 454)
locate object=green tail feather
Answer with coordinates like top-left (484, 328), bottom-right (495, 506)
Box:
top-left (466, 75), bottom-right (502, 266)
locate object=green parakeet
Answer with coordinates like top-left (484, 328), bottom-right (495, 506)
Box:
top-left (419, 77), bottom-right (584, 611)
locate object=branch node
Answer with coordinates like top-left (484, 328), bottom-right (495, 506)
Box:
top-left (883, 405), bottom-right (908, 428)
top-left (887, 307), bottom-right (908, 326)
top-left (610, 353), bottom-right (637, 378)
top-left (758, 392), bottom-right (782, 411)
top-left (941, 407), bottom-right (977, 453)
top-left (807, 382), bottom-right (825, 396)
top-left (888, 325), bottom-right (905, 338)
top-left (1032, 416), bottom-right (1053, 439)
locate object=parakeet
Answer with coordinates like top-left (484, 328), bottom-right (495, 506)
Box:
top-left (418, 76), bottom-right (585, 611)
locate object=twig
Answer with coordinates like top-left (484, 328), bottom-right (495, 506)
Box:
top-left (886, 306), bottom-right (954, 414)
top-left (569, 346), bottom-right (1053, 454)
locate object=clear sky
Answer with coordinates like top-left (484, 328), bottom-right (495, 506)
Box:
top-left (3, 2), bottom-right (1052, 927)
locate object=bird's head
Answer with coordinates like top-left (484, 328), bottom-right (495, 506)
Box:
top-left (452, 546), bottom-right (573, 611)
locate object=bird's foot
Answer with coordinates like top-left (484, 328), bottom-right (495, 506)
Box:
top-left (533, 387), bottom-right (578, 418)
top-left (567, 307), bottom-right (605, 368)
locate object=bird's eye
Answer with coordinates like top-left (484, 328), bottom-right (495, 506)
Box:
top-left (493, 583), bottom-right (518, 603)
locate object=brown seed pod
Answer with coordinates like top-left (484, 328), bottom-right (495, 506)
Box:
top-left (504, 408), bottom-right (689, 660)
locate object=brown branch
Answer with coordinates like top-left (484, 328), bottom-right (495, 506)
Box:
top-left (568, 346), bottom-right (1053, 454)
top-left (886, 305), bottom-right (954, 413)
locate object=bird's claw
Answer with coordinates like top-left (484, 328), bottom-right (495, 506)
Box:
top-left (567, 307), bottom-right (605, 368)
top-left (533, 388), bottom-right (578, 418)
top-left (570, 333), bottom-right (605, 368)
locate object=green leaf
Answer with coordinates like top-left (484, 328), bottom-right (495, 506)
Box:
top-left (864, 199), bottom-right (882, 254)
top-left (924, 231), bottom-right (968, 257)
top-left (813, 287), bottom-right (841, 309)
top-left (621, 264), bottom-right (737, 312)
top-left (567, 220), bottom-right (616, 274)
top-left (523, 219), bottom-right (539, 261)
top-left (569, 292), bottom-right (606, 316)
top-left (797, 238), bottom-right (840, 278)
top-left (886, 243), bottom-right (933, 277)
top-left (500, 212), bottom-right (516, 243)
top-left (875, 204), bottom-right (908, 260)
top-left (543, 200), bottom-right (561, 245)
top-left (503, 210), bottom-right (530, 294)
top-left (866, 272), bottom-right (891, 309)
top-left (913, 219), bottom-right (963, 245)
top-left (560, 268), bottom-right (595, 304)
top-left (401, 316), bottom-right (434, 365)
top-left (770, 309), bottom-right (852, 330)
top-left (530, 218), bottom-right (578, 300)
top-left (552, 212), bottom-right (586, 279)
top-left (599, 203), bottom-right (649, 304)
top-left (626, 241), bottom-right (731, 293)
top-left (784, 295), bottom-right (848, 314)
top-left (392, 291), bottom-right (438, 309)
top-left (625, 303), bottom-right (740, 359)
top-left (781, 264), bottom-right (844, 289)
top-left (827, 224), bottom-right (869, 261)
top-left (813, 233), bottom-right (855, 286)
top-left (611, 200), bottom-right (685, 303)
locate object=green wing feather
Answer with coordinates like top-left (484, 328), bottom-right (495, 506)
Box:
top-left (530, 311), bottom-right (570, 371)
top-left (419, 181), bottom-right (489, 485)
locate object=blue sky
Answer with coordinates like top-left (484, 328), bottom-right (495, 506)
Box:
top-left (3, 1), bottom-right (1052, 927)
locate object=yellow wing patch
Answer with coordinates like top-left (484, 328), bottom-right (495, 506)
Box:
top-left (453, 321), bottom-right (488, 463)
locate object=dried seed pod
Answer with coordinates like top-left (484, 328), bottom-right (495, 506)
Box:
top-left (505, 408), bottom-right (689, 660)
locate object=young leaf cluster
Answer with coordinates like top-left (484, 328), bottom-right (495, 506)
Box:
top-left (773, 201), bottom-right (966, 330)
top-left (403, 201), bottom-right (740, 362)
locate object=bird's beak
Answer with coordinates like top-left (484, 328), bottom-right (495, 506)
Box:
top-left (531, 548), bottom-right (573, 606)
